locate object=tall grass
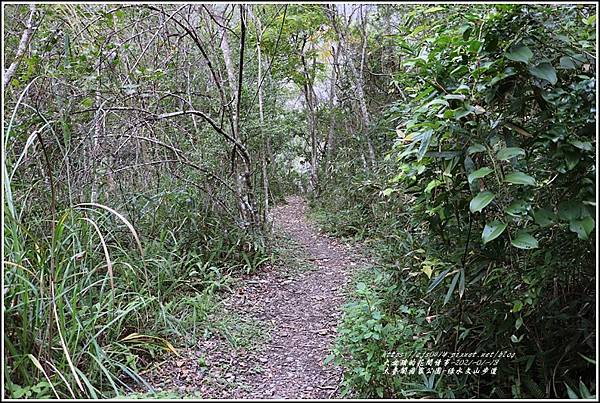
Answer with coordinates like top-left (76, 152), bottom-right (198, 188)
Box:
top-left (3, 179), bottom-right (156, 398)
top-left (3, 165), bottom-right (271, 398)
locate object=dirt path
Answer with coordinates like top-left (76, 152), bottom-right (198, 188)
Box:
top-left (140, 196), bottom-right (367, 398)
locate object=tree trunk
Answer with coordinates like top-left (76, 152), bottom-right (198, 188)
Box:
top-left (325, 44), bottom-right (339, 171)
top-left (212, 5), bottom-right (259, 228)
top-left (300, 40), bottom-right (318, 196)
top-left (3, 5), bottom-right (36, 89)
top-left (328, 5), bottom-right (376, 169)
top-left (250, 6), bottom-right (271, 228)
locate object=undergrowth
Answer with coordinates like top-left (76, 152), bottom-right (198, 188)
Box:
top-left (3, 182), bottom-right (272, 398)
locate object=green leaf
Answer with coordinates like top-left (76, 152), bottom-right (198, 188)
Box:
top-left (559, 56), bottom-right (577, 70)
top-left (533, 208), bottom-right (554, 227)
top-left (458, 268), bottom-right (465, 298)
top-left (565, 383), bottom-right (579, 399)
top-left (425, 179), bottom-right (442, 193)
top-left (577, 352), bottom-right (596, 365)
top-left (529, 62), bottom-right (557, 85)
top-left (496, 147), bottom-right (525, 161)
top-left (504, 171), bottom-right (536, 186)
top-left (444, 272), bottom-right (459, 305)
top-left (470, 191), bottom-right (495, 213)
top-left (579, 381), bottom-right (592, 399)
top-left (558, 201), bottom-right (583, 221)
top-left (482, 220), bottom-right (507, 244)
top-left (515, 317), bottom-right (523, 330)
top-left (569, 140), bottom-right (592, 151)
top-left (323, 354), bottom-right (335, 365)
top-left (61, 119), bottom-right (71, 145)
top-left (467, 167), bottom-right (493, 184)
top-left (506, 45), bottom-right (533, 64)
top-left (423, 98), bottom-right (449, 109)
top-left (584, 14), bottom-right (596, 25)
top-left (356, 282), bottom-right (367, 292)
top-left (453, 108), bottom-right (474, 120)
top-left (424, 6), bottom-right (445, 13)
top-left (564, 149), bottom-right (580, 170)
top-left (467, 144), bottom-right (486, 154)
top-left (505, 199), bottom-right (529, 217)
top-left (417, 128), bottom-right (433, 161)
top-left (444, 94), bottom-right (466, 101)
top-left (81, 97), bottom-right (94, 108)
top-left (427, 268), bottom-right (450, 293)
top-left (511, 231), bottom-right (539, 249)
top-left (512, 300), bottom-right (523, 313)
top-left (569, 217), bottom-right (594, 240)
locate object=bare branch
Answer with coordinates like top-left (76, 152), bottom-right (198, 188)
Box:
top-left (3, 5), bottom-right (37, 89)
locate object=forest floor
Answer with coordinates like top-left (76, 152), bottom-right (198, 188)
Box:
top-left (136, 196), bottom-right (371, 399)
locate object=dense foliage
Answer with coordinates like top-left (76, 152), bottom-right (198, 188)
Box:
top-left (3, 4), bottom-right (286, 398)
top-left (3, 3), bottom-right (596, 399)
top-left (314, 4), bottom-right (596, 399)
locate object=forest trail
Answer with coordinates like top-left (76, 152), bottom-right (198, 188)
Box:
top-left (141, 196), bottom-right (369, 398)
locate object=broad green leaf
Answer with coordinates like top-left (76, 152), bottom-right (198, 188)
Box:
top-left (464, 155), bottom-right (475, 173)
top-left (489, 68), bottom-right (517, 86)
top-left (558, 201), bottom-right (583, 221)
top-left (444, 272), bottom-right (459, 305)
top-left (569, 140), bottom-right (592, 151)
top-left (423, 98), bottom-right (449, 109)
top-left (584, 14), bottom-right (596, 25)
top-left (468, 167), bottom-right (493, 184)
top-left (505, 199), bottom-right (529, 217)
top-left (427, 268), bottom-right (450, 293)
top-left (578, 381), bottom-right (592, 399)
top-left (506, 45), bottom-right (533, 64)
top-left (469, 40), bottom-right (482, 53)
top-left (455, 84), bottom-right (470, 93)
top-left (564, 149), bottom-right (580, 170)
top-left (467, 144), bottom-right (486, 154)
top-left (565, 383), bottom-right (579, 399)
top-left (417, 128), bottom-right (433, 161)
top-left (533, 208), bottom-right (554, 227)
top-left (511, 231), bottom-right (539, 249)
top-left (470, 191), bottom-right (495, 213)
top-left (569, 217), bottom-right (594, 240)
top-left (453, 108), bottom-right (474, 120)
top-left (529, 62), bottom-right (557, 85)
top-left (559, 56), bottom-right (576, 69)
top-left (425, 179), bottom-right (442, 193)
top-left (496, 147), bottom-right (525, 161)
top-left (512, 300), bottom-right (523, 313)
top-left (421, 265), bottom-right (433, 279)
top-left (444, 94), bottom-right (466, 100)
top-left (482, 220), bottom-right (507, 244)
top-left (382, 188), bottom-right (394, 197)
top-left (515, 317), bottom-right (523, 330)
top-left (81, 97), bottom-right (94, 108)
top-left (504, 171), bottom-right (536, 186)
top-left (323, 354), bottom-right (335, 365)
